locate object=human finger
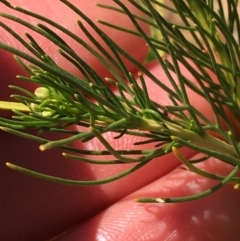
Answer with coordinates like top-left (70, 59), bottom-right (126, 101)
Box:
top-left (0, 57), bottom-right (212, 241)
top-left (56, 155), bottom-right (240, 241)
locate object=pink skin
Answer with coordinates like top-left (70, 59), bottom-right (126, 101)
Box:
top-left (0, 1), bottom-right (240, 241)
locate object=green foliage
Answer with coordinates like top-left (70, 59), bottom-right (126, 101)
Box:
top-left (0, 0), bottom-right (240, 203)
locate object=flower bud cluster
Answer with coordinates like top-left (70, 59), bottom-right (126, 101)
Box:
top-left (29, 87), bottom-right (57, 117)
top-left (30, 87), bottom-right (78, 118)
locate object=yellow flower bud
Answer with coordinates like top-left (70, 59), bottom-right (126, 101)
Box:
top-left (34, 87), bottom-right (50, 100)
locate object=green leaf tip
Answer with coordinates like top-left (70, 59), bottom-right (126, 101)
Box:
top-left (5, 162), bottom-right (13, 168)
top-left (135, 197), bottom-right (166, 203)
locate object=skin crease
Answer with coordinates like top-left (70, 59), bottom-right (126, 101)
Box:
top-left (0, 1), bottom-right (240, 241)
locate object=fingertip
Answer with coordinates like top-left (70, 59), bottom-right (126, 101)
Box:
top-left (56, 157), bottom-right (240, 241)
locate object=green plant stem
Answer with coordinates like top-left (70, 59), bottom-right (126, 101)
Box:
top-left (0, 101), bottom-right (29, 112)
